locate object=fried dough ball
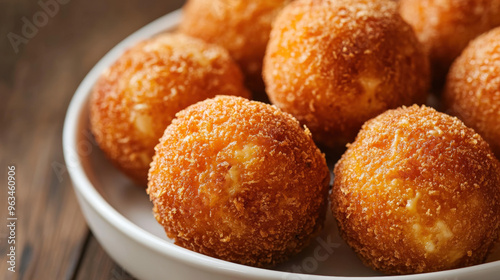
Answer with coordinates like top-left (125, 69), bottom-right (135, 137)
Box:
top-left (332, 105), bottom-right (500, 275)
top-left (90, 34), bottom-right (250, 185)
top-left (263, 0), bottom-right (429, 151)
top-left (148, 96), bottom-right (330, 267)
top-left (444, 27), bottom-right (500, 159)
top-left (399, 0), bottom-right (500, 85)
top-left (179, 0), bottom-right (292, 94)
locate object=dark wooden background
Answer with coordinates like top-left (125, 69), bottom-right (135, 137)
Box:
top-left (0, 1), bottom-right (184, 279)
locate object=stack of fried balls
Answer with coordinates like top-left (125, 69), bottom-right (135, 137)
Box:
top-left (89, 0), bottom-right (500, 275)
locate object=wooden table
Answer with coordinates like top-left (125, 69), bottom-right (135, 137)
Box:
top-left (0, 1), bottom-right (184, 279)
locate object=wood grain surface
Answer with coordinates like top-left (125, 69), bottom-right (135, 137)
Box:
top-left (0, 1), bottom-right (184, 279)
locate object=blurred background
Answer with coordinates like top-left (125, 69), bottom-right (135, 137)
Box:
top-left (0, 1), bottom-right (184, 279)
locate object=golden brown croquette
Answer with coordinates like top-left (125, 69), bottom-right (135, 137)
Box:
top-left (444, 27), bottom-right (500, 159)
top-left (399, 0), bottom-right (500, 85)
top-left (332, 105), bottom-right (500, 274)
top-left (90, 34), bottom-right (250, 185)
top-left (148, 96), bottom-right (330, 267)
top-left (264, 0), bottom-right (429, 151)
top-left (179, 0), bottom-right (293, 94)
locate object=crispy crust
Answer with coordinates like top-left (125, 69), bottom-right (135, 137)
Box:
top-left (263, 0), bottom-right (429, 150)
top-left (399, 0), bottom-right (500, 84)
top-left (179, 0), bottom-right (292, 93)
top-left (147, 96), bottom-right (330, 267)
top-left (332, 105), bottom-right (500, 274)
top-left (444, 27), bottom-right (500, 159)
top-left (90, 33), bottom-right (250, 185)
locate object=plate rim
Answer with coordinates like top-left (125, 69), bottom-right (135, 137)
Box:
top-left (62, 8), bottom-right (500, 280)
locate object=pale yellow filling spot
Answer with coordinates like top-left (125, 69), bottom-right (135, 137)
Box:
top-left (234, 143), bottom-right (260, 162)
top-left (133, 113), bottom-right (154, 136)
top-left (412, 219), bottom-right (456, 257)
top-left (226, 166), bottom-right (241, 195)
top-left (386, 179), bottom-right (403, 192)
top-left (434, 220), bottom-right (453, 239)
top-left (198, 143), bottom-right (260, 201)
top-left (398, 118), bottom-right (409, 126)
top-left (425, 241), bottom-right (435, 252)
top-left (130, 104), bottom-right (154, 137)
top-left (428, 126), bottom-right (444, 137)
top-left (359, 76), bottom-right (381, 100)
top-left (406, 191), bottom-right (421, 213)
top-left (227, 144), bottom-right (260, 195)
top-left (390, 129), bottom-right (402, 159)
top-left (407, 190), bottom-right (458, 260)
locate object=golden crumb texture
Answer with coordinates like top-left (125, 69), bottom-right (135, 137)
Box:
top-left (147, 96), bottom-right (330, 267)
top-left (264, 0), bottom-right (429, 150)
top-left (444, 27), bottom-right (500, 159)
top-left (332, 105), bottom-right (500, 274)
top-left (399, 0), bottom-right (500, 83)
top-left (179, 0), bottom-right (293, 92)
top-left (90, 33), bottom-right (250, 185)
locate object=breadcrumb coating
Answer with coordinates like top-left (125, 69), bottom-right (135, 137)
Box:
top-left (264, 0), bottom-right (429, 151)
top-left (90, 33), bottom-right (250, 185)
top-left (148, 96), bottom-right (330, 267)
top-left (399, 0), bottom-right (500, 85)
top-left (332, 105), bottom-right (500, 275)
top-left (179, 0), bottom-right (293, 94)
top-left (444, 27), bottom-right (500, 159)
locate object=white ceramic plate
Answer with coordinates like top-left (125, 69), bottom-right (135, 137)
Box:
top-left (63, 9), bottom-right (500, 280)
